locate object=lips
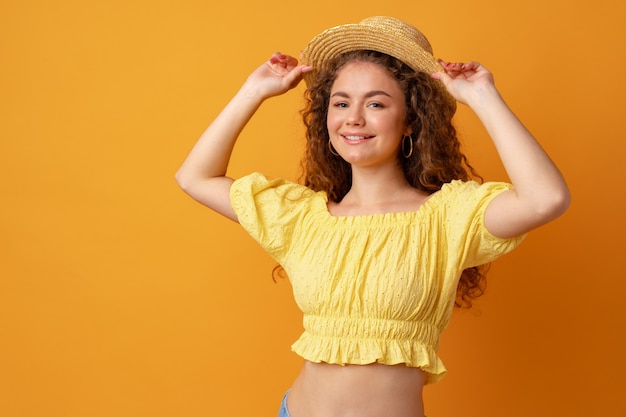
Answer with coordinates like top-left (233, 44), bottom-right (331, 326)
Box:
top-left (342, 134), bottom-right (374, 141)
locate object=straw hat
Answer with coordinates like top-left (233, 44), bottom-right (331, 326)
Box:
top-left (301, 16), bottom-right (455, 108)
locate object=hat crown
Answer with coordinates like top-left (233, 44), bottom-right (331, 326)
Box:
top-left (359, 16), bottom-right (434, 55)
top-left (301, 16), bottom-right (455, 112)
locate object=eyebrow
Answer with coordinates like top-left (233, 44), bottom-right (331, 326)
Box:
top-left (330, 90), bottom-right (392, 99)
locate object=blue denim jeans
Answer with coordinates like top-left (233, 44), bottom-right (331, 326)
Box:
top-left (277, 390), bottom-right (291, 417)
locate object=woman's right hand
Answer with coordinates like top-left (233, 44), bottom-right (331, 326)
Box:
top-left (243, 52), bottom-right (313, 100)
top-left (176, 52), bottom-right (312, 221)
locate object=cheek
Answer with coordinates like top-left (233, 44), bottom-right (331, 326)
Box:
top-left (371, 114), bottom-right (400, 132)
top-left (326, 110), bottom-right (341, 131)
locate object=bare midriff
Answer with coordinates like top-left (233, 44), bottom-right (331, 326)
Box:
top-left (287, 360), bottom-right (426, 417)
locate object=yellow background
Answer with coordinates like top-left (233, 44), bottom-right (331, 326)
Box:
top-left (1, 0), bottom-right (624, 416)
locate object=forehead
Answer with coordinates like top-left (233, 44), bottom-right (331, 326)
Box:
top-left (331, 61), bottom-right (402, 92)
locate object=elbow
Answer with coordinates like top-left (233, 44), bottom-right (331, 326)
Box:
top-left (536, 185), bottom-right (571, 223)
top-left (551, 183), bottom-right (571, 217)
top-left (174, 168), bottom-right (193, 194)
top-left (174, 169), bottom-right (185, 189)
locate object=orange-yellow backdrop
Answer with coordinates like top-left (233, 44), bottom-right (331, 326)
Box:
top-left (1, 1), bottom-right (624, 416)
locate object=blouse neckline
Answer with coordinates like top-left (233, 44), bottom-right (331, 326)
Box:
top-left (314, 185), bottom-right (448, 224)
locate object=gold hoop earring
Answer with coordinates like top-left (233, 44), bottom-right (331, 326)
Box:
top-left (402, 135), bottom-right (414, 158)
top-left (328, 139), bottom-right (340, 156)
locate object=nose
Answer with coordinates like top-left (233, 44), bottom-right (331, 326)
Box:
top-left (346, 106), bottom-right (364, 126)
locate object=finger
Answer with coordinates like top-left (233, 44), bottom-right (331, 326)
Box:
top-left (431, 70), bottom-right (451, 85)
top-left (268, 51), bottom-right (283, 64)
top-left (270, 52), bottom-right (298, 67)
top-left (282, 64), bottom-right (312, 89)
top-left (440, 60), bottom-right (461, 69)
top-left (437, 59), bottom-right (466, 77)
top-left (282, 54), bottom-right (299, 68)
top-left (437, 59), bottom-right (454, 71)
top-left (461, 61), bottom-right (481, 71)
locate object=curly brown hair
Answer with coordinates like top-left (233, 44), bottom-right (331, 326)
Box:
top-left (300, 50), bottom-right (488, 308)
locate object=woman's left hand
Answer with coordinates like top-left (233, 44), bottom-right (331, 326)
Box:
top-left (433, 60), bottom-right (570, 239)
top-left (432, 60), bottom-right (496, 105)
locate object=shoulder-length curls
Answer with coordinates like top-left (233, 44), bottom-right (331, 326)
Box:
top-left (300, 50), bottom-right (487, 308)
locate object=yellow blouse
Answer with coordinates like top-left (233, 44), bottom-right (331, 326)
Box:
top-left (230, 172), bottom-right (525, 383)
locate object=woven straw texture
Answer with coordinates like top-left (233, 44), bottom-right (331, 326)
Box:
top-left (301, 16), bottom-right (455, 108)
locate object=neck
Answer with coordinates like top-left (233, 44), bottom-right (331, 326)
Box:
top-left (344, 164), bottom-right (412, 205)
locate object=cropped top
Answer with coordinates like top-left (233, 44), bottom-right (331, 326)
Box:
top-left (230, 172), bottom-right (525, 383)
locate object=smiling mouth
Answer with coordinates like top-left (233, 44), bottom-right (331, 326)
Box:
top-left (342, 135), bottom-right (374, 141)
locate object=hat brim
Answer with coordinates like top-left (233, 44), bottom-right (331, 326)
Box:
top-left (301, 21), bottom-right (455, 110)
top-left (302, 23), bottom-right (442, 85)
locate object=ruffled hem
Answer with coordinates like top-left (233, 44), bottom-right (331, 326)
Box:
top-left (291, 332), bottom-right (447, 384)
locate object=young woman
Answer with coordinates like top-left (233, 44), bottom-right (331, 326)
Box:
top-left (176, 16), bottom-right (569, 417)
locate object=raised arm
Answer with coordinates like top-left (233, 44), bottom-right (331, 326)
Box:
top-left (434, 61), bottom-right (570, 238)
top-left (175, 53), bottom-right (312, 221)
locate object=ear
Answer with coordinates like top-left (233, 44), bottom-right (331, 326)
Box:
top-left (404, 126), bottom-right (412, 137)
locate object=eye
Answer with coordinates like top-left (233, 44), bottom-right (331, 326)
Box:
top-left (368, 102), bottom-right (384, 108)
top-left (333, 102), bottom-right (348, 108)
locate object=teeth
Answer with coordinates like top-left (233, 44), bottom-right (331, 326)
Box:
top-left (344, 135), bottom-right (367, 140)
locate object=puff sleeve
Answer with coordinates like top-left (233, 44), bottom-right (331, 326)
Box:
top-left (442, 180), bottom-right (526, 269)
top-left (230, 172), bottom-right (315, 261)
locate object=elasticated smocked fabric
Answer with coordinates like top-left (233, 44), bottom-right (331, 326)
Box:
top-left (230, 173), bottom-right (525, 383)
